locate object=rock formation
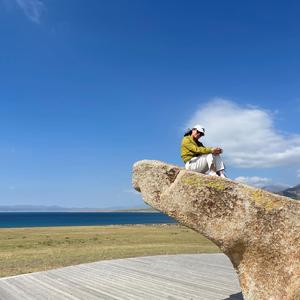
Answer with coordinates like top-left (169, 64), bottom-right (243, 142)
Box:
top-left (132, 160), bottom-right (300, 300)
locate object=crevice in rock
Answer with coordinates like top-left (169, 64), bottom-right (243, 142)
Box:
top-left (165, 167), bottom-right (181, 185)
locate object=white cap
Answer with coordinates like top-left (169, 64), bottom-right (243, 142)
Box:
top-left (193, 124), bottom-right (205, 135)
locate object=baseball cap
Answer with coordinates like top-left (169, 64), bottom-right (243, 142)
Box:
top-left (193, 124), bottom-right (205, 135)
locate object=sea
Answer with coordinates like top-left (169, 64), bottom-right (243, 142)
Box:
top-left (0, 212), bottom-right (177, 228)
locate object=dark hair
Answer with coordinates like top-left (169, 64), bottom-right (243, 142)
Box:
top-left (184, 128), bottom-right (193, 136)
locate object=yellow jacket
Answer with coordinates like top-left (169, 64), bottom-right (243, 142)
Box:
top-left (180, 135), bottom-right (212, 163)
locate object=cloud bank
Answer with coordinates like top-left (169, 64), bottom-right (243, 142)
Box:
top-left (15, 0), bottom-right (44, 23)
top-left (187, 99), bottom-right (300, 168)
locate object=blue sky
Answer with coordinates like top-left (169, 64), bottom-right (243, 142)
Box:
top-left (0, 0), bottom-right (299, 208)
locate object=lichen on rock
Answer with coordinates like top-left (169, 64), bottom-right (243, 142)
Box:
top-left (251, 189), bottom-right (285, 211)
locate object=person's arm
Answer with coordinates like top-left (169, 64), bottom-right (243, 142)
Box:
top-left (183, 137), bottom-right (213, 155)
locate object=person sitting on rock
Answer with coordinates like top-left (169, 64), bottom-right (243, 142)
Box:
top-left (181, 124), bottom-right (226, 177)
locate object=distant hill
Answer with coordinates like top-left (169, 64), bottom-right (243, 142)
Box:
top-left (262, 183), bottom-right (300, 200)
top-left (0, 205), bottom-right (101, 212)
top-left (279, 184), bottom-right (300, 200)
top-left (114, 207), bottom-right (157, 212)
top-left (0, 205), bottom-right (151, 212)
top-left (262, 184), bottom-right (291, 193)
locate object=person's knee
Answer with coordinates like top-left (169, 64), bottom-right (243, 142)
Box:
top-left (206, 153), bottom-right (214, 164)
top-left (207, 153), bottom-right (214, 160)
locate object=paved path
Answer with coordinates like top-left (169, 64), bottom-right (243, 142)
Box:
top-left (0, 254), bottom-right (243, 300)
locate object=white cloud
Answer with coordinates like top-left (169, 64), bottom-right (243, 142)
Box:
top-left (235, 176), bottom-right (271, 187)
top-left (187, 99), bottom-right (300, 168)
top-left (15, 0), bottom-right (45, 23)
top-left (297, 170), bottom-right (300, 178)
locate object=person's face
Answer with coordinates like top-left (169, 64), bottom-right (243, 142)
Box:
top-left (191, 129), bottom-right (203, 139)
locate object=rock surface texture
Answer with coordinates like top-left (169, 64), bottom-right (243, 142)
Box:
top-left (132, 160), bottom-right (300, 300)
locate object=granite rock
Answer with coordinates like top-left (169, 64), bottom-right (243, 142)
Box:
top-left (132, 160), bottom-right (300, 300)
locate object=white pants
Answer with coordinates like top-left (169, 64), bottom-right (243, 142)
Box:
top-left (185, 154), bottom-right (225, 174)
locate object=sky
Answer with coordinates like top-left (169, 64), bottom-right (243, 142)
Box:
top-left (0, 0), bottom-right (299, 208)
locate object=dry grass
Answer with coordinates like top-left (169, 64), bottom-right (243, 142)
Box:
top-left (0, 224), bottom-right (219, 278)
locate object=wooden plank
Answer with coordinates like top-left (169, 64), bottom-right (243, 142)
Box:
top-left (0, 254), bottom-right (243, 300)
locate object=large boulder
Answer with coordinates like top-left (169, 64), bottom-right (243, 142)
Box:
top-left (132, 160), bottom-right (300, 300)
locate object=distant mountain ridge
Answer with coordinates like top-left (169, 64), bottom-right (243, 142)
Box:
top-left (262, 184), bottom-right (291, 193)
top-left (0, 205), bottom-right (103, 212)
top-left (262, 183), bottom-right (300, 200)
top-left (0, 205), bottom-right (149, 212)
top-left (279, 184), bottom-right (300, 200)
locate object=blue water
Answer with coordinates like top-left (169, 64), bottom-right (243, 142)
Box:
top-left (0, 212), bottom-right (176, 228)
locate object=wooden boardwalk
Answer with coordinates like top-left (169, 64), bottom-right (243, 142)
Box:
top-left (0, 254), bottom-right (243, 300)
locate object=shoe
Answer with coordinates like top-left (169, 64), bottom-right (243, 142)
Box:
top-left (217, 170), bottom-right (227, 178)
top-left (207, 170), bottom-right (218, 176)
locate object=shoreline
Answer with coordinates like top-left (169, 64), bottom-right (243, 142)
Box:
top-left (0, 211), bottom-right (174, 229)
top-left (0, 223), bottom-right (177, 230)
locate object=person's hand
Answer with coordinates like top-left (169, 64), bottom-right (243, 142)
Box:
top-left (212, 147), bottom-right (223, 155)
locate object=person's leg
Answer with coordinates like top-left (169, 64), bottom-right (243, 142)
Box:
top-left (213, 155), bottom-right (225, 171)
top-left (200, 154), bottom-right (226, 176)
top-left (213, 155), bottom-right (227, 178)
top-left (186, 156), bottom-right (209, 173)
top-left (186, 154), bottom-right (226, 177)
top-left (187, 154), bottom-right (219, 176)
top-left (205, 154), bottom-right (218, 176)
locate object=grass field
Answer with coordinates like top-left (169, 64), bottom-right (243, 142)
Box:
top-left (0, 224), bottom-right (219, 278)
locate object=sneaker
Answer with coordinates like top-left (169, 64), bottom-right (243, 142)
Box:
top-left (207, 170), bottom-right (218, 176)
top-left (217, 170), bottom-right (227, 178)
